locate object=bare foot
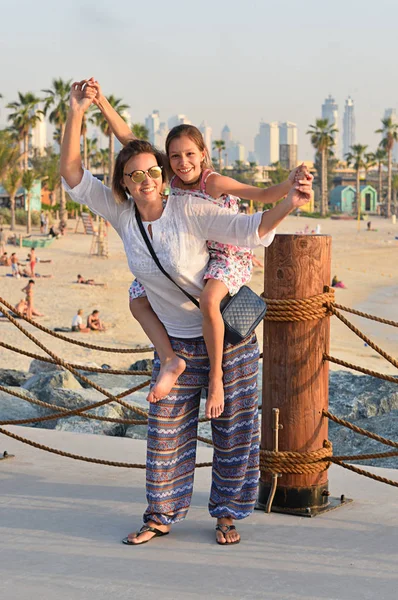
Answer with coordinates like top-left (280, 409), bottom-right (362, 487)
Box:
top-left (205, 377), bottom-right (224, 419)
top-left (147, 355), bottom-right (186, 403)
top-left (215, 517), bottom-right (240, 545)
top-left (124, 521), bottom-right (170, 545)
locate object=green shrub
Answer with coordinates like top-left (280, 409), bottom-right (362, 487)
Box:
top-left (0, 208), bottom-right (11, 225)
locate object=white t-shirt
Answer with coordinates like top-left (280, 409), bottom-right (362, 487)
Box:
top-left (71, 314), bottom-right (83, 328)
top-left (63, 170), bottom-right (275, 338)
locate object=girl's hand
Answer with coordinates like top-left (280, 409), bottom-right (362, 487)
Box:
top-left (286, 172), bottom-right (314, 208)
top-left (84, 78), bottom-right (103, 106)
top-left (69, 80), bottom-right (97, 112)
top-left (288, 163), bottom-right (309, 186)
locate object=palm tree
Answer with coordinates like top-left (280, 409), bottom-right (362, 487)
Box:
top-left (6, 92), bottom-right (43, 170)
top-left (367, 147), bottom-right (387, 206)
top-left (375, 117), bottom-right (398, 217)
top-left (392, 174), bottom-right (398, 214)
top-left (85, 137), bottom-right (99, 171)
top-left (92, 148), bottom-right (110, 180)
top-left (42, 78), bottom-right (72, 221)
top-left (3, 167), bottom-right (22, 230)
top-left (92, 95), bottom-right (129, 183)
top-left (0, 130), bottom-right (20, 181)
top-left (22, 170), bottom-right (37, 234)
top-left (131, 123), bottom-right (149, 140)
top-left (345, 144), bottom-right (368, 218)
top-left (307, 119), bottom-right (337, 216)
top-left (213, 140), bottom-right (226, 171)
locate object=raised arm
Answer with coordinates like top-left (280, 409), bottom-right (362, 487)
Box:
top-left (87, 79), bottom-right (135, 146)
top-left (60, 81), bottom-right (96, 188)
top-left (205, 165), bottom-right (306, 205)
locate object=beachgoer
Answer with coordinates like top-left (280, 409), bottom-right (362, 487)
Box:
top-left (59, 220), bottom-right (67, 236)
top-left (21, 267), bottom-right (53, 279)
top-left (331, 275), bottom-right (347, 289)
top-left (71, 308), bottom-right (90, 332)
top-left (367, 221), bottom-right (372, 231)
top-left (30, 248), bottom-right (36, 277)
top-left (14, 299), bottom-right (27, 316)
top-left (0, 252), bottom-right (10, 266)
top-left (86, 309), bottom-right (105, 331)
top-left (40, 211), bottom-right (46, 234)
top-left (60, 80), bottom-right (313, 547)
top-left (11, 253), bottom-right (21, 277)
top-left (27, 253), bottom-right (53, 264)
top-left (90, 78), bottom-right (310, 418)
top-left (77, 274), bottom-right (107, 287)
top-left (22, 279), bottom-right (36, 319)
top-left (49, 225), bottom-right (59, 238)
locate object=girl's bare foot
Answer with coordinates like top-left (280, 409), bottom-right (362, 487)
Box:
top-left (205, 376), bottom-right (224, 418)
top-left (147, 356), bottom-right (186, 403)
top-left (215, 517), bottom-right (240, 545)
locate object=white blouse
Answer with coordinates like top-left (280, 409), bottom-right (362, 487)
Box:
top-left (63, 170), bottom-right (275, 338)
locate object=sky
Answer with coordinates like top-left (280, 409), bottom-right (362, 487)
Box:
top-left (1, 0), bottom-right (398, 160)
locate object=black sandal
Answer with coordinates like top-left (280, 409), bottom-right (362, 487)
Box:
top-left (122, 525), bottom-right (170, 545)
top-left (215, 524), bottom-right (240, 545)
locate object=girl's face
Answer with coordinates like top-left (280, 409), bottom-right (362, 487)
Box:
top-left (168, 135), bottom-right (205, 184)
top-left (122, 153), bottom-right (163, 205)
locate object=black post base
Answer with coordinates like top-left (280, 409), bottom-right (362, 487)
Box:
top-left (256, 480), bottom-right (352, 517)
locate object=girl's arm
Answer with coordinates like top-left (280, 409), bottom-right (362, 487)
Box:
top-left (88, 79), bottom-right (135, 146)
top-left (205, 165), bottom-right (306, 205)
top-left (60, 80), bottom-right (95, 188)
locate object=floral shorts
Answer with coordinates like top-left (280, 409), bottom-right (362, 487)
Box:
top-left (129, 243), bottom-right (253, 301)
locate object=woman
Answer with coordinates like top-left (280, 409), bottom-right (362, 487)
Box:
top-left (60, 81), bottom-right (313, 546)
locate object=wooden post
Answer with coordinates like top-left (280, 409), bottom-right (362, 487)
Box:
top-left (258, 233), bottom-right (332, 514)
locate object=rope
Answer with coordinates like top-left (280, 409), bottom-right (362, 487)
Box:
top-left (261, 290), bottom-right (335, 322)
top-left (329, 460), bottom-right (398, 488)
top-left (333, 303), bottom-right (398, 328)
top-left (0, 426), bottom-right (212, 469)
top-left (324, 354), bottom-right (398, 383)
top-left (260, 441), bottom-right (333, 474)
top-left (328, 305), bottom-right (398, 370)
top-left (0, 341), bottom-right (151, 375)
top-left (324, 410), bottom-right (398, 448)
top-left (0, 296), bottom-right (152, 353)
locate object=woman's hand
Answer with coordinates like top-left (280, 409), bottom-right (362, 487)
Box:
top-left (69, 80), bottom-right (97, 113)
top-left (84, 78), bottom-right (103, 106)
top-left (287, 163), bottom-right (308, 186)
top-left (286, 171), bottom-right (314, 208)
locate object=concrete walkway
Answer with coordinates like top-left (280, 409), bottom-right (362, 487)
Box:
top-left (0, 426), bottom-right (397, 600)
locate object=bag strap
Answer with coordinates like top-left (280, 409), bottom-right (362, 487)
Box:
top-left (135, 208), bottom-right (200, 309)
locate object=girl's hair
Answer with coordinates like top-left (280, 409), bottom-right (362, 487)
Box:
top-left (112, 139), bottom-right (168, 204)
top-left (165, 125), bottom-right (214, 170)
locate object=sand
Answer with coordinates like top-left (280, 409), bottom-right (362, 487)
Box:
top-left (0, 214), bottom-right (397, 375)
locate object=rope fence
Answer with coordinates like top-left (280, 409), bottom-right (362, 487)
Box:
top-left (1, 289), bottom-right (397, 487)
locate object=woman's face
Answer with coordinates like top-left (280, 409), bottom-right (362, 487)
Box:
top-left (168, 135), bottom-right (205, 184)
top-left (122, 153), bottom-right (163, 204)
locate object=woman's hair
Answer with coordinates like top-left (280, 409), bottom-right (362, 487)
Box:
top-left (112, 139), bottom-right (168, 204)
top-left (165, 125), bottom-right (214, 170)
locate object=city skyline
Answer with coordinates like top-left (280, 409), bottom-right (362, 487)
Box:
top-left (1, 0), bottom-right (397, 161)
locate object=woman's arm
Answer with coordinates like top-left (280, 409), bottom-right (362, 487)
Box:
top-left (60, 81), bottom-right (96, 188)
top-left (88, 79), bottom-right (135, 146)
top-left (205, 165), bottom-right (306, 205)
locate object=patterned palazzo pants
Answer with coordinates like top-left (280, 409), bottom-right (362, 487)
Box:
top-left (143, 334), bottom-right (260, 525)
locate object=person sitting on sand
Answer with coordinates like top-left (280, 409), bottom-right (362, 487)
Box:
top-left (21, 267), bottom-right (53, 279)
top-left (71, 308), bottom-right (90, 332)
top-left (0, 252), bottom-right (11, 266)
top-left (14, 299), bottom-right (27, 315)
top-left (76, 274), bottom-right (106, 287)
top-left (27, 253), bottom-right (53, 264)
top-left (331, 275), bottom-right (347, 289)
top-left (87, 309), bottom-right (105, 331)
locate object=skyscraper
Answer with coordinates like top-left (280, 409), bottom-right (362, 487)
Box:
top-left (279, 122), bottom-right (298, 169)
top-left (31, 112), bottom-right (47, 155)
top-left (384, 108), bottom-right (398, 162)
top-left (199, 121), bottom-right (212, 154)
top-left (343, 97), bottom-right (355, 158)
top-left (254, 122), bottom-right (279, 165)
top-left (168, 114), bottom-right (191, 129)
top-left (145, 110), bottom-right (160, 145)
top-left (322, 95), bottom-right (339, 158)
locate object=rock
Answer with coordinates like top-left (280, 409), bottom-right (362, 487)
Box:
top-left (0, 369), bottom-right (31, 386)
top-left (28, 359), bottom-right (63, 374)
top-left (76, 371), bottom-right (149, 392)
top-left (330, 410), bottom-right (398, 469)
top-left (0, 387), bottom-right (40, 427)
top-left (129, 359), bottom-right (153, 372)
top-left (329, 372), bottom-right (398, 420)
top-left (23, 370), bottom-right (82, 402)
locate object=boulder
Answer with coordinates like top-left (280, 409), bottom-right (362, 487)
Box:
top-left (28, 359), bottom-right (63, 375)
top-left (0, 369), bottom-right (31, 386)
top-left (23, 370), bottom-right (82, 404)
top-left (0, 387), bottom-right (40, 427)
top-left (129, 359), bottom-right (153, 372)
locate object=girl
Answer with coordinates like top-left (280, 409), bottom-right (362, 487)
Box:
top-left (86, 79), bottom-right (308, 419)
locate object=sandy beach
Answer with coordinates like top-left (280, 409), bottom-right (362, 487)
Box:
top-left (1, 214), bottom-right (397, 375)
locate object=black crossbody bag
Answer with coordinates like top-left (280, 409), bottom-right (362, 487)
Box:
top-left (135, 208), bottom-right (267, 345)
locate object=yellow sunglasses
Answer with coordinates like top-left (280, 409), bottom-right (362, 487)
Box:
top-left (124, 165), bottom-right (162, 184)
